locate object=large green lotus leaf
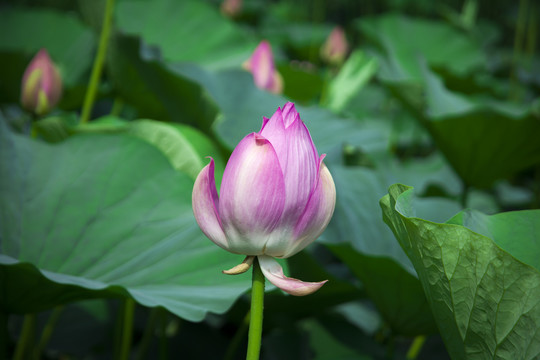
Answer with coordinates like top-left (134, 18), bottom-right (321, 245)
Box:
top-left (381, 184), bottom-right (540, 359)
top-left (357, 14), bottom-right (485, 82)
top-left (447, 210), bottom-right (540, 272)
top-left (321, 162), bottom-right (460, 336)
top-left (0, 8), bottom-right (95, 88)
top-left (415, 66), bottom-right (540, 188)
top-left (0, 121), bottom-right (250, 320)
top-left (323, 160), bottom-right (461, 273)
top-left (106, 34), bottom-right (218, 130)
top-left (115, 0), bottom-right (255, 70)
top-left (169, 64), bottom-right (388, 156)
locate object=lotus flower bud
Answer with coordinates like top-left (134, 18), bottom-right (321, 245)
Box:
top-left (193, 103), bottom-right (336, 296)
top-left (320, 26), bottom-right (349, 65)
top-left (221, 0), bottom-right (242, 17)
top-left (20, 49), bottom-right (63, 115)
top-left (243, 41), bottom-right (283, 94)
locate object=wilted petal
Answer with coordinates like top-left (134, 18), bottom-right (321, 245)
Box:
top-left (219, 133), bottom-right (286, 254)
top-left (258, 255), bottom-right (327, 296)
top-left (284, 157), bottom-right (336, 258)
top-left (192, 158), bottom-right (228, 250)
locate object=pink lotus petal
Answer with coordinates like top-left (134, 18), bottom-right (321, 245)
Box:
top-left (249, 41), bottom-right (274, 90)
top-left (192, 158), bottom-right (228, 250)
top-left (268, 111), bottom-right (318, 224)
top-left (258, 255), bottom-right (327, 296)
top-left (219, 133), bottom-right (286, 254)
top-left (285, 157), bottom-right (336, 258)
top-left (245, 41), bottom-right (283, 94)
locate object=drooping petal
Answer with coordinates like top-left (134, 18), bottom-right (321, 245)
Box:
top-left (283, 157), bottom-right (336, 258)
top-left (192, 158), bottom-right (228, 250)
top-left (258, 255), bottom-right (327, 296)
top-left (219, 133), bottom-right (286, 254)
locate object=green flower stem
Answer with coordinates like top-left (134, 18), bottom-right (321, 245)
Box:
top-left (119, 298), bottom-right (135, 360)
top-left (224, 311), bottom-right (250, 360)
top-left (33, 306), bottom-right (64, 360)
top-left (406, 335), bottom-right (426, 359)
top-left (246, 258), bottom-right (265, 360)
top-left (135, 307), bottom-right (159, 360)
top-left (80, 0), bottom-right (116, 124)
top-left (13, 313), bottom-right (36, 360)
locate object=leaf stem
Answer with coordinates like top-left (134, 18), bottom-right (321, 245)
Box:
top-left (135, 307), bottom-right (159, 360)
top-left (246, 257), bottom-right (265, 360)
top-left (224, 311), bottom-right (250, 360)
top-left (80, 0), bottom-right (116, 124)
top-left (119, 298), bottom-right (135, 360)
top-left (406, 335), bottom-right (426, 359)
top-left (33, 306), bottom-right (64, 360)
top-left (13, 313), bottom-right (36, 360)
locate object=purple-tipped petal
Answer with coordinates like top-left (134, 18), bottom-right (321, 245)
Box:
top-left (284, 157), bottom-right (336, 258)
top-left (219, 133), bottom-right (286, 254)
top-left (260, 106), bottom-right (319, 226)
top-left (281, 102), bottom-right (297, 127)
top-left (192, 158), bottom-right (228, 250)
top-left (258, 255), bottom-right (327, 296)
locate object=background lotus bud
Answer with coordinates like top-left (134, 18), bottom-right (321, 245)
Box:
top-left (243, 41), bottom-right (284, 94)
top-left (221, 0), bottom-right (242, 17)
top-left (320, 26), bottom-right (349, 65)
top-left (20, 49), bottom-right (63, 115)
top-left (193, 102), bottom-right (336, 296)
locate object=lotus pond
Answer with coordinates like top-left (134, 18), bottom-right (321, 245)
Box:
top-left (1, 0), bottom-right (539, 359)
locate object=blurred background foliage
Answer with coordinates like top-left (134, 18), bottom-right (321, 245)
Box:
top-left (0, 0), bottom-right (539, 359)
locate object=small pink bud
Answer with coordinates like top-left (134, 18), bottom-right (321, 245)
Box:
top-left (20, 49), bottom-right (63, 115)
top-left (221, 0), bottom-right (242, 17)
top-left (320, 26), bottom-right (349, 65)
top-left (243, 41), bottom-right (283, 94)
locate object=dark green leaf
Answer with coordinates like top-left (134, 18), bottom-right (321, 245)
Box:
top-left (381, 184), bottom-right (540, 359)
top-left (116, 0), bottom-right (256, 70)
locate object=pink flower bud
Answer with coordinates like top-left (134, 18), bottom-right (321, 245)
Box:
top-left (221, 0), bottom-right (242, 17)
top-left (320, 26), bottom-right (349, 65)
top-left (193, 103), bottom-right (335, 296)
top-left (20, 49), bottom-right (63, 115)
top-left (243, 41), bottom-right (284, 94)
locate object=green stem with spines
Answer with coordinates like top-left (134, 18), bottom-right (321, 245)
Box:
top-left (246, 258), bottom-right (265, 360)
